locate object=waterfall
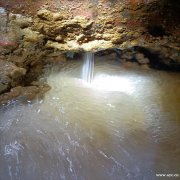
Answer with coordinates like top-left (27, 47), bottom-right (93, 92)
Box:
top-left (82, 52), bottom-right (94, 83)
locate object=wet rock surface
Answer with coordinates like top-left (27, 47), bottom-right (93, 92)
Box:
top-left (96, 46), bottom-right (180, 71)
top-left (0, 84), bottom-right (50, 105)
top-left (0, 59), bottom-right (26, 93)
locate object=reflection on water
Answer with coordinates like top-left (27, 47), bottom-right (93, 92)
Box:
top-left (0, 57), bottom-right (180, 180)
top-left (91, 74), bottom-right (135, 94)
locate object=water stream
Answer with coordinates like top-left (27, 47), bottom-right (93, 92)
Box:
top-left (0, 55), bottom-right (180, 180)
top-left (82, 52), bottom-right (94, 83)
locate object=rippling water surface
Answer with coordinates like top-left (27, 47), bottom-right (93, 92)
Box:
top-left (0, 56), bottom-right (180, 180)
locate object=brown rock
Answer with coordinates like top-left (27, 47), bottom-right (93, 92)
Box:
top-left (0, 75), bottom-right (10, 94)
top-left (0, 60), bottom-right (26, 94)
top-left (111, 33), bottom-right (123, 44)
top-left (9, 67), bottom-right (26, 79)
top-left (135, 53), bottom-right (149, 64)
top-left (37, 9), bottom-right (54, 21)
top-left (23, 28), bottom-right (44, 42)
top-left (0, 84), bottom-right (50, 104)
top-left (55, 35), bottom-right (63, 42)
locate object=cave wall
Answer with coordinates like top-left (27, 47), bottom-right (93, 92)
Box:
top-left (0, 0), bottom-right (179, 100)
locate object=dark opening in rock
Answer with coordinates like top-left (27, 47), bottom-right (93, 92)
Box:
top-left (147, 25), bottom-right (167, 37)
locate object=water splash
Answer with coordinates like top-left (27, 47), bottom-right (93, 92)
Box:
top-left (82, 52), bottom-right (94, 83)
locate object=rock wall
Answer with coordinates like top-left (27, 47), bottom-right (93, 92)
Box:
top-left (0, 0), bottom-right (179, 102)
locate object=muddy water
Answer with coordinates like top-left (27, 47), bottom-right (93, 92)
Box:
top-left (0, 57), bottom-right (180, 180)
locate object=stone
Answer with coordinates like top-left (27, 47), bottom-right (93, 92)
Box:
top-left (55, 35), bottom-right (63, 42)
top-left (0, 75), bottom-right (10, 94)
top-left (0, 60), bottom-right (27, 94)
top-left (81, 40), bottom-right (113, 51)
top-left (23, 28), bottom-right (44, 42)
top-left (53, 13), bottom-right (63, 21)
top-left (95, 33), bottom-right (103, 39)
top-left (9, 67), bottom-right (26, 79)
top-left (0, 84), bottom-right (50, 104)
top-left (46, 41), bottom-right (70, 51)
top-left (111, 33), bottom-right (124, 44)
top-left (117, 27), bottom-right (126, 33)
top-left (135, 53), bottom-right (150, 64)
top-left (76, 34), bottom-right (86, 43)
top-left (103, 33), bottom-right (113, 41)
top-left (0, 7), bottom-right (7, 33)
top-left (37, 9), bottom-right (54, 21)
top-left (130, 40), bottom-right (139, 46)
top-left (53, 12), bottom-right (69, 21)
top-left (10, 14), bottom-right (33, 28)
top-left (67, 40), bottom-right (80, 50)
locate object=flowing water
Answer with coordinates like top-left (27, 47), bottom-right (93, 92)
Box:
top-left (0, 54), bottom-right (180, 180)
top-left (82, 52), bottom-right (94, 83)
